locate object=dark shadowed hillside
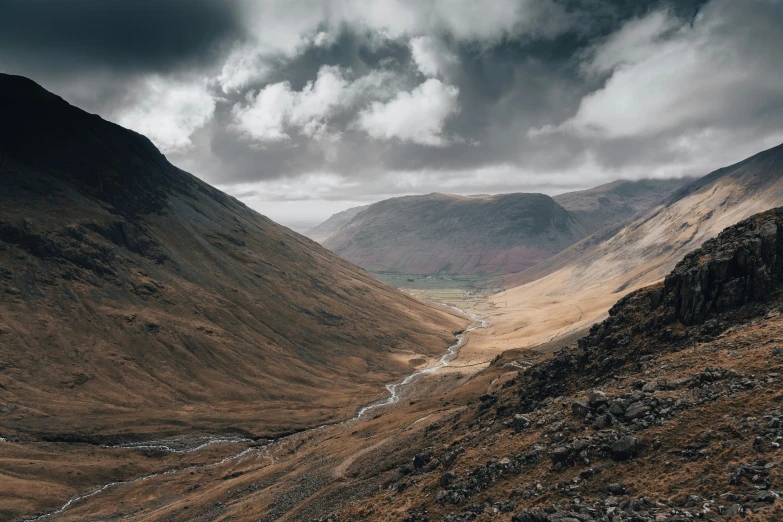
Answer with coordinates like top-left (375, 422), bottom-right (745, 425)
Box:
top-left (323, 193), bottom-right (588, 276)
top-left (0, 74), bottom-right (463, 445)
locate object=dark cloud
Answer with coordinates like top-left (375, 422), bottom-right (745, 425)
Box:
top-left (0, 0), bottom-right (242, 75)
top-left (2, 0), bottom-right (780, 224)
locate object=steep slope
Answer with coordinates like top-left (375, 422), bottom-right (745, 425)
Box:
top-left (553, 177), bottom-right (693, 234)
top-left (305, 204), bottom-right (370, 243)
top-left (0, 74), bottom-right (462, 443)
top-left (480, 143), bottom-right (783, 357)
top-left (332, 206), bottom-right (783, 522)
top-left (31, 208), bottom-right (783, 522)
top-left (323, 193), bottom-right (588, 276)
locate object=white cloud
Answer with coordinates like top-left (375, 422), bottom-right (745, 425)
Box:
top-left (217, 0), bottom-right (571, 92)
top-left (580, 11), bottom-right (678, 78)
top-left (312, 31), bottom-right (333, 47)
top-left (409, 36), bottom-right (458, 78)
top-left (355, 78), bottom-right (460, 146)
top-left (231, 65), bottom-right (398, 143)
top-left (544, 0), bottom-right (783, 139)
top-left (231, 81), bottom-right (294, 143)
top-left (217, 44), bottom-right (275, 94)
top-left (114, 76), bottom-right (215, 154)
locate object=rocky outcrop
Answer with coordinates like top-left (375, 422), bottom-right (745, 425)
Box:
top-left (511, 208), bottom-right (783, 413)
top-left (662, 209), bottom-right (783, 325)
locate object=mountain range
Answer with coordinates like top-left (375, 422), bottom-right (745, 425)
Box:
top-left (309, 179), bottom-right (691, 277)
top-left (323, 193), bottom-right (588, 276)
top-left (3, 74), bottom-right (783, 522)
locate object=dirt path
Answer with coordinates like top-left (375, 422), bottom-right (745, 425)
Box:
top-left (332, 437), bottom-right (392, 479)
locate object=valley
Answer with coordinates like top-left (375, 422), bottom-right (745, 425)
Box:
top-left (3, 76), bottom-right (783, 522)
top-left (15, 205), bottom-right (783, 522)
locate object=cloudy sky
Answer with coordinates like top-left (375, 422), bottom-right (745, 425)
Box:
top-left (3, 0), bottom-right (783, 225)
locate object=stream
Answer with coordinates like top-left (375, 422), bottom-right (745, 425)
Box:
top-left (355, 308), bottom-right (489, 418)
top-left (21, 306), bottom-right (488, 521)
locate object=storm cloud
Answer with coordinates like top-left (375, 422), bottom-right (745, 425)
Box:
top-left (2, 0), bottom-right (782, 223)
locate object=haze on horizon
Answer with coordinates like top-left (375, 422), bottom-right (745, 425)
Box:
top-left (3, 0), bottom-right (783, 223)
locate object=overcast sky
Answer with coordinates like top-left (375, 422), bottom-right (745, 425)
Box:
top-left (3, 0), bottom-right (783, 224)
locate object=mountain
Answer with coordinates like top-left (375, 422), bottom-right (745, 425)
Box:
top-left (0, 74), bottom-right (462, 444)
top-left (305, 204), bottom-right (370, 244)
top-left (327, 206), bottom-right (783, 522)
top-left (30, 207), bottom-right (783, 521)
top-left (323, 193), bottom-right (588, 276)
top-left (488, 142), bottom-right (783, 354)
top-left (315, 179), bottom-right (689, 276)
top-left (279, 219), bottom-right (322, 235)
top-left (553, 177), bottom-right (694, 234)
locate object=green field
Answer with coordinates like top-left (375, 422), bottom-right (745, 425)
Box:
top-left (370, 271), bottom-right (493, 291)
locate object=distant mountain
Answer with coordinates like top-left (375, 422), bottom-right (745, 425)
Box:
top-left (323, 193), bottom-right (588, 275)
top-left (280, 219), bottom-right (322, 234)
top-left (0, 74), bottom-right (462, 442)
top-left (493, 142), bottom-right (783, 350)
top-left (553, 178), bottom-right (693, 234)
top-left (305, 204), bottom-right (370, 243)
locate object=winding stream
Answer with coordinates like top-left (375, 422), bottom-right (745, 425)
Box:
top-left (21, 306), bottom-right (488, 521)
top-left (102, 435), bottom-right (253, 453)
top-left (355, 308), bottom-right (489, 418)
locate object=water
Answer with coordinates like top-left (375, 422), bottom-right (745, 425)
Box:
top-left (24, 307), bottom-right (488, 520)
top-left (102, 435), bottom-right (252, 453)
top-left (355, 307), bottom-right (489, 418)
top-left (23, 445), bottom-right (261, 521)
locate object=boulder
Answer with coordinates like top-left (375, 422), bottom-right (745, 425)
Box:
top-left (588, 390), bottom-right (609, 407)
top-left (609, 400), bottom-right (627, 416)
top-left (440, 471), bottom-right (456, 488)
top-left (571, 401), bottom-right (589, 418)
top-left (511, 510), bottom-right (548, 522)
top-left (512, 414), bottom-right (531, 432)
top-left (624, 401), bottom-right (650, 420)
top-left (413, 450), bottom-right (432, 469)
top-left (550, 446), bottom-right (572, 464)
top-left (594, 413), bottom-right (614, 429)
top-left (611, 436), bottom-right (638, 461)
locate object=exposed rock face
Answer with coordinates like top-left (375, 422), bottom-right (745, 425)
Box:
top-left (504, 208), bottom-right (783, 414)
top-left (663, 210), bottom-right (783, 325)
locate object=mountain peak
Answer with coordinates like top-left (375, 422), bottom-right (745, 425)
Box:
top-left (0, 73), bottom-right (186, 216)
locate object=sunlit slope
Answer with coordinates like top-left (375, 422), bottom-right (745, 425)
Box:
top-left (484, 143), bottom-right (783, 354)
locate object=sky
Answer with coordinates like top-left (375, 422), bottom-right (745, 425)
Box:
top-left (3, 0), bottom-right (783, 225)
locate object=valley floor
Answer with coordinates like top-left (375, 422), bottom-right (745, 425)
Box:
top-left (0, 295), bottom-right (481, 522)
top-left (5, 277), bottom-right (783, 521)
